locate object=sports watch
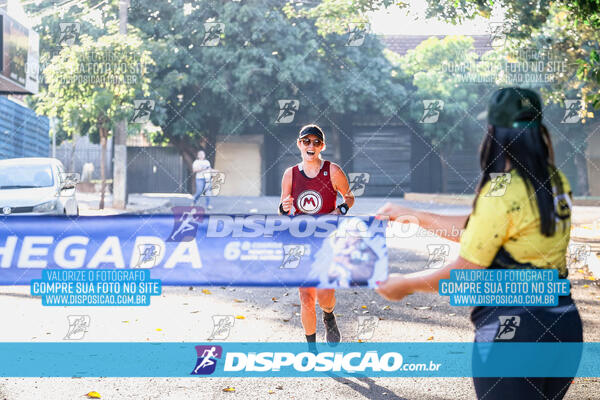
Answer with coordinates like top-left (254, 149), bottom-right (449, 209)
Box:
top-left (337, 203), bottom-right (349, 215)
top-left (279, 202), bottom-right (289, 215)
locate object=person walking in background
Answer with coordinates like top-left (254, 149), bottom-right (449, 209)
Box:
top-left (192, 150), bottom-right (211, 208)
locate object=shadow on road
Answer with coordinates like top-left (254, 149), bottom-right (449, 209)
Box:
top-left (328, 374), bottom-right (456, 400)
top-left (328, 374), bottom-right (409, 400)
top-left (0, 291), bottom-right (35, 300)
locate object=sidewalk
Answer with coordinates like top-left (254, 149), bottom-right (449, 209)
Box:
top-left (405, 192), bottom-right (600, 207)
top-left (76, 192), bottom-right (176, 215)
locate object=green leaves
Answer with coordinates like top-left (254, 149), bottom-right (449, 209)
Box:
top-left (125, 0), bottom-right (406, 149)
top-left (394, 36), bottom-right (490, 149)
top-left (35, 34), bottom-right (154, 142)
top-left (305, 0), bottom-right (599, 111)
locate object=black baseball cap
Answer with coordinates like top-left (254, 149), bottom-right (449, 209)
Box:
top-left (298, 124), bottom-right (325, 141)
top-left (488, 87), bottom-right (543, 129)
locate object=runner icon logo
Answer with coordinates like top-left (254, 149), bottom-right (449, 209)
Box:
top-left (192, 345), bottom-right (223, 375)
top-left (201, 23), bottom-right (224, 47)
top-left (346, 23), bottom-right (370, 46)
top-left (357, 316), bottom-right (378, 340)
top-left (134, 243), bottom-right (162, 268)
top-left (495, 316), bottom-right (521, 340)
top-left (64, 315), bottom-right (90, 340)
top-left (275, 100), bottom-right (299, 124)
top-left (348, 173), bottom-right (370, 197)
top-left (281, 245), bottom-right (305, 269)
top-left (207, 172), bottom-right (226, 196)
top-left (58, 23), bottom-right (80, 46)
top-left (297, 190), bottom-right (322, 214)
top-left (426, 244), bottom-right (450, 269)
top-left (486, 172), bottom-right (512, 197)
top-left (567, 244), bottom-right (591, 268)
top-left (168, 207), bottom-right (205, 242)
top-left (130, 100), bottom-right (155, 123)
top-left (561, 100), bottom-right (584, 124)
top-left (208, 316), bottom-right (235, 340)
top-left (487, 22), bottom-right (510, 47)
top-left (420, 100), bottom-right (444, 123)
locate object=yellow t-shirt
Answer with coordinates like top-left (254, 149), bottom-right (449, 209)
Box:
top-left (459, 168), bottom-right (572, 277)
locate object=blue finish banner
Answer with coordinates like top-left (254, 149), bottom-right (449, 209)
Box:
top-left (0, 342), bottom-right (594, 377)
top-left (0, 210), bottom-right (388, 287)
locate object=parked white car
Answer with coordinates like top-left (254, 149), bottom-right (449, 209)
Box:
top-left (0, 158), bottom-right (79, 216)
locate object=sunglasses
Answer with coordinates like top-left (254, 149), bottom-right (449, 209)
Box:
top-left (300, 138), bottom-right (323, 146)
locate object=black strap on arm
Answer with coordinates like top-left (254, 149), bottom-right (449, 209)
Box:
top-left (279, 203), bottom-right (289, 215)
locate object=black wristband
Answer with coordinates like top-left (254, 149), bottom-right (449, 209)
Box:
top-left (279, 203), bottom-right (288, 215)
top-left (337, 202), bottom-right (349, 215)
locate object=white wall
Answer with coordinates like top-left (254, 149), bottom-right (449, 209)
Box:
top-left (214, 135), bottom-right (263, 196)
top-left (587, 131), bottom-right (600, 196)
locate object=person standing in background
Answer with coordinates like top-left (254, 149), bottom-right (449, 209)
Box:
top-left (192, 150), bottom-right (211, 208)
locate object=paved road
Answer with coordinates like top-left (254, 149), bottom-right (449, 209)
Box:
top-left (82, 192), bottom-right (600, 224)
top-left (0, 195), bottom-right (598, 399)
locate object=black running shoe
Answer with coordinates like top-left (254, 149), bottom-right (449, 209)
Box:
top-left (306, 333), bottom-right (318, 354)
top-left (323, 313), bottom-right (341, 343)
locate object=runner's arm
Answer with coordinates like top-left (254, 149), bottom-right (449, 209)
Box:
top-left (280, 167), bottom-right (294, 213)
top-left (330, 163), bottom-right (354, 211)
top-left (376, 202), bottom-right (468, 242)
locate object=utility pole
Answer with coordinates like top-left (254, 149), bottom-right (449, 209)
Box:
top-left (113, 0), bottom-right (129, 209)
top-left (50, 118), bottom-right (56, 158)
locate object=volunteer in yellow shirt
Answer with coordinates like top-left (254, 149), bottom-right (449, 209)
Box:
top-left (460, 166), bottom-right (571, 277)
top-left (376, 87), bottom-right (582, 400)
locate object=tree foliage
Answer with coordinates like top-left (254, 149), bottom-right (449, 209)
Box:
top-left (283, 0), bottom-right (403, 35)
top-left (294, 0), bottom-right (600, 107)
top-left (128, 0), bottom-right (407, 166)
top-left (394, 36), bottom-right (492, 149)
top-left (25, 0), bottom-right (122, 144)
top-left (479, 4), bottom-right (599, 194)
top-left (388, 35), bottom-right (495, 192)
top-left (35, 34), bottom-right (153, 140)
top-left (35, 33), bottom-right (153, 207)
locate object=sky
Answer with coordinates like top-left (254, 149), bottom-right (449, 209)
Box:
top-left (368, 1), bottom-right (505, 35)
top-left (7, 0), bottom-right (506, 34)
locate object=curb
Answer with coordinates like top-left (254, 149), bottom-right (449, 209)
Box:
top-left (404, 193), bottom-right (473, 205)
top-left (126, 201), bottom-right (172, 214)
top-left (404, 193), bottom-right (600, 207)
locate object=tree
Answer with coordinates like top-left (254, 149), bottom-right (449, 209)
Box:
top-left (288, 0), bottom-right (600, 106)
top-left (35, 33), bottom-right (153, 209)
top-left (283, 0), bottom-right (400, 36)
top-left (483, 4), bottom-right (599, 194)
top-left (128, 0), bottom-right (407, 181)
top-left (25, 0), bottom-right (138, 206)
top-left (392, 36), bottom-right (495, 192)
top-left (290, 0), bottom-right (599, 194)
top-left (25, 0), bottom-right (121, 129)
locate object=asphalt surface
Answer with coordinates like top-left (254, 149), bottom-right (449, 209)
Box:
top-left (0, 194), bottom-right (598, 399)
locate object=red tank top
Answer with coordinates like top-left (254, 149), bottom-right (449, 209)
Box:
top-left (291, 160), bottom-right (337, 215)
